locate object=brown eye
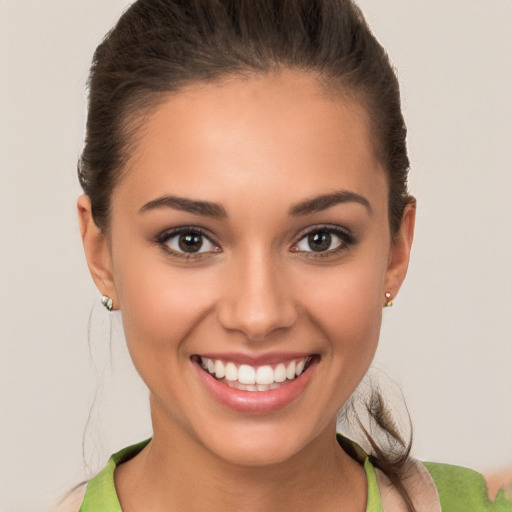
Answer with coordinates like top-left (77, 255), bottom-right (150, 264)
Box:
top-left (178, 233), bottom-right (203, 253)
top-left (293, 227), bottom-right (353, 255)
top-left (160, 229), bottom-right (218, 255)
top-left (307, 231), bottom-right (332, 252)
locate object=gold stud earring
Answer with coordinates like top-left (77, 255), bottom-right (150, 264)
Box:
top-left (384, 292), bottom-right (393, 308)
top-left (101, 295), bottom-right (114, 311)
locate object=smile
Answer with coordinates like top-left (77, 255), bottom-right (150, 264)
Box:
top-left (197, 356), bottom-right (313, 392)
top-left (192, 353), bottom-right (319, 413)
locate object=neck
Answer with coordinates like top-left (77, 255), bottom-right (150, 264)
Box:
top-left (115, 404), bottom-right (367, 512)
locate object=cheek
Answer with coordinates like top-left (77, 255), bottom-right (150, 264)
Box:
top-left (123, 277), bottom-right (207, 348)
top-left (111, 241), bottom-right (214, 362)
top-left (292, 252), bottom-right (388, 370)
top-left (307, 276), bottom-right (382, 354)
top-left (112, 254), bottom-right (220, 420)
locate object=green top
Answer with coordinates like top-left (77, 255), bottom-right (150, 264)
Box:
top-left (423, 462), bottom-right (512, 512)
top-left (78, 440), bottom-right (512, 512)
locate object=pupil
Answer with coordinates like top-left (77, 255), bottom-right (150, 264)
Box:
top-left (179, 233), bottom-right (203, 252)
top-left (308, 231), bottom-right (331, 252)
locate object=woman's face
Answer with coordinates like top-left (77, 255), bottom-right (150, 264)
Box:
top-left (80, 70), bottom-right (414, 467)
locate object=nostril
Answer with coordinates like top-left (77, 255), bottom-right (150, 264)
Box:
top-left (217, 304), bottom-right (297, 340)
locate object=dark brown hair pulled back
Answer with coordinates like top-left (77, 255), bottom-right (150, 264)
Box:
top-left (79, 0), bottom-right (411, 233)
top-left (79, 0), bottom-right (414, 509)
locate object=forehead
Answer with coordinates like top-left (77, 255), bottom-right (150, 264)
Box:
top-left (115, 70), bottom-right (387, 214)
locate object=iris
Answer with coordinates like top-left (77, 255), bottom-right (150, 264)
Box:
top-left (308, 231), bottom-right (332, 252)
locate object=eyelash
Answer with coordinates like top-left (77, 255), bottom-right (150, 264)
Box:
top-left (155, 226), bottom-right (220, 260)
top-left (155, 225), bottom-right (356, 260)
top-left (292, 225), bottom-right (356, 259)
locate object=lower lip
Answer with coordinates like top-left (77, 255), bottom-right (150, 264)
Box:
top-left (194, 359), bottom-right (318, 414)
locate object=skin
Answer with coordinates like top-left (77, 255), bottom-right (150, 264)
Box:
top-left (79, 69), bottom-right (415, 512)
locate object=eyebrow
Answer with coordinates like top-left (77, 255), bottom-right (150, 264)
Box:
top-left (289, 190), bottom-right (372, 216)
top-left (139, 195), bottom-right (227, 218)
top-left (139, 189), bottom-right (371, 219)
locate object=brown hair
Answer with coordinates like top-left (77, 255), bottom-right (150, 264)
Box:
top-left (79, 0), bottom-right (414, 508)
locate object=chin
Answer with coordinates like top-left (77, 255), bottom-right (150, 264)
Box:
top-left (209, 436), bottom-right (302, 467)
top-left (196, 419), bottom-right (328, 468)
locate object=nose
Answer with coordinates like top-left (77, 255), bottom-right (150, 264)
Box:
top-left (217, 249), bottom-right (298, 341)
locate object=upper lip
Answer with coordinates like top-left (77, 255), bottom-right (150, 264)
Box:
top-left (193, 352), bottom-right (316, 366)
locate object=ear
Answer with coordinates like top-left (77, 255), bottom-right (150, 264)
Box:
top-left (383, 198), bottom-right (416, 304)
top-left (77, 195), bottom-right (118, 309)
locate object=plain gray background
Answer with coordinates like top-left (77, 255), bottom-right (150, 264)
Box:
top-left (1, 1), bottom-right (511, 511)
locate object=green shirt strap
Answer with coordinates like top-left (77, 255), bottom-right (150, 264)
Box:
top-left (365, 457), bottom-right (385, 512)
top-left (78, 439), bottom-right (150, 512)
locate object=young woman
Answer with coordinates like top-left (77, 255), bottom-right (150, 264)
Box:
top-left (69, 1), bottom-right (511, 510)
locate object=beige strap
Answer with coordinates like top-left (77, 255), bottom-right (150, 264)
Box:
top-left (375, 459), bottom-right (441, 512)
top-left (53, 483), bottom-right (87, 512)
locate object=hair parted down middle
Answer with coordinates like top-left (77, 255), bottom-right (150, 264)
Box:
top-left (78, 1), bottom-right (415, 509)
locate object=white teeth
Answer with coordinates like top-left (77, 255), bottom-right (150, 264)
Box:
top-left (274, 363), bottom-right (287, 383)
top-left (226, 381), bottom-right (258, 391)
top-left (255, 365), bottom-right (274, 385)
top-left (214, 359), bottom-right (225, 379)
top-left (225, 362), bottom-right (238, 381)
top-left (238, 364), bottom-right (256, 385)
top-left (286, 360), bottom-right (296, 380)
top-left (198, 356), bottom-right (312, 389)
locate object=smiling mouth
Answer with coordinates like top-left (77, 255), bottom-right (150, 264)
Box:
top-left (192, 355), bottom-right (317, 392)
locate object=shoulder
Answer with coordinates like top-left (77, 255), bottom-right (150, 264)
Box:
top-left (77, 439), bottom-right (151, 512)
top-left (423, 461), bottom-right (512, 512)
top-left (53, 483), bottom-right (87, 512)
